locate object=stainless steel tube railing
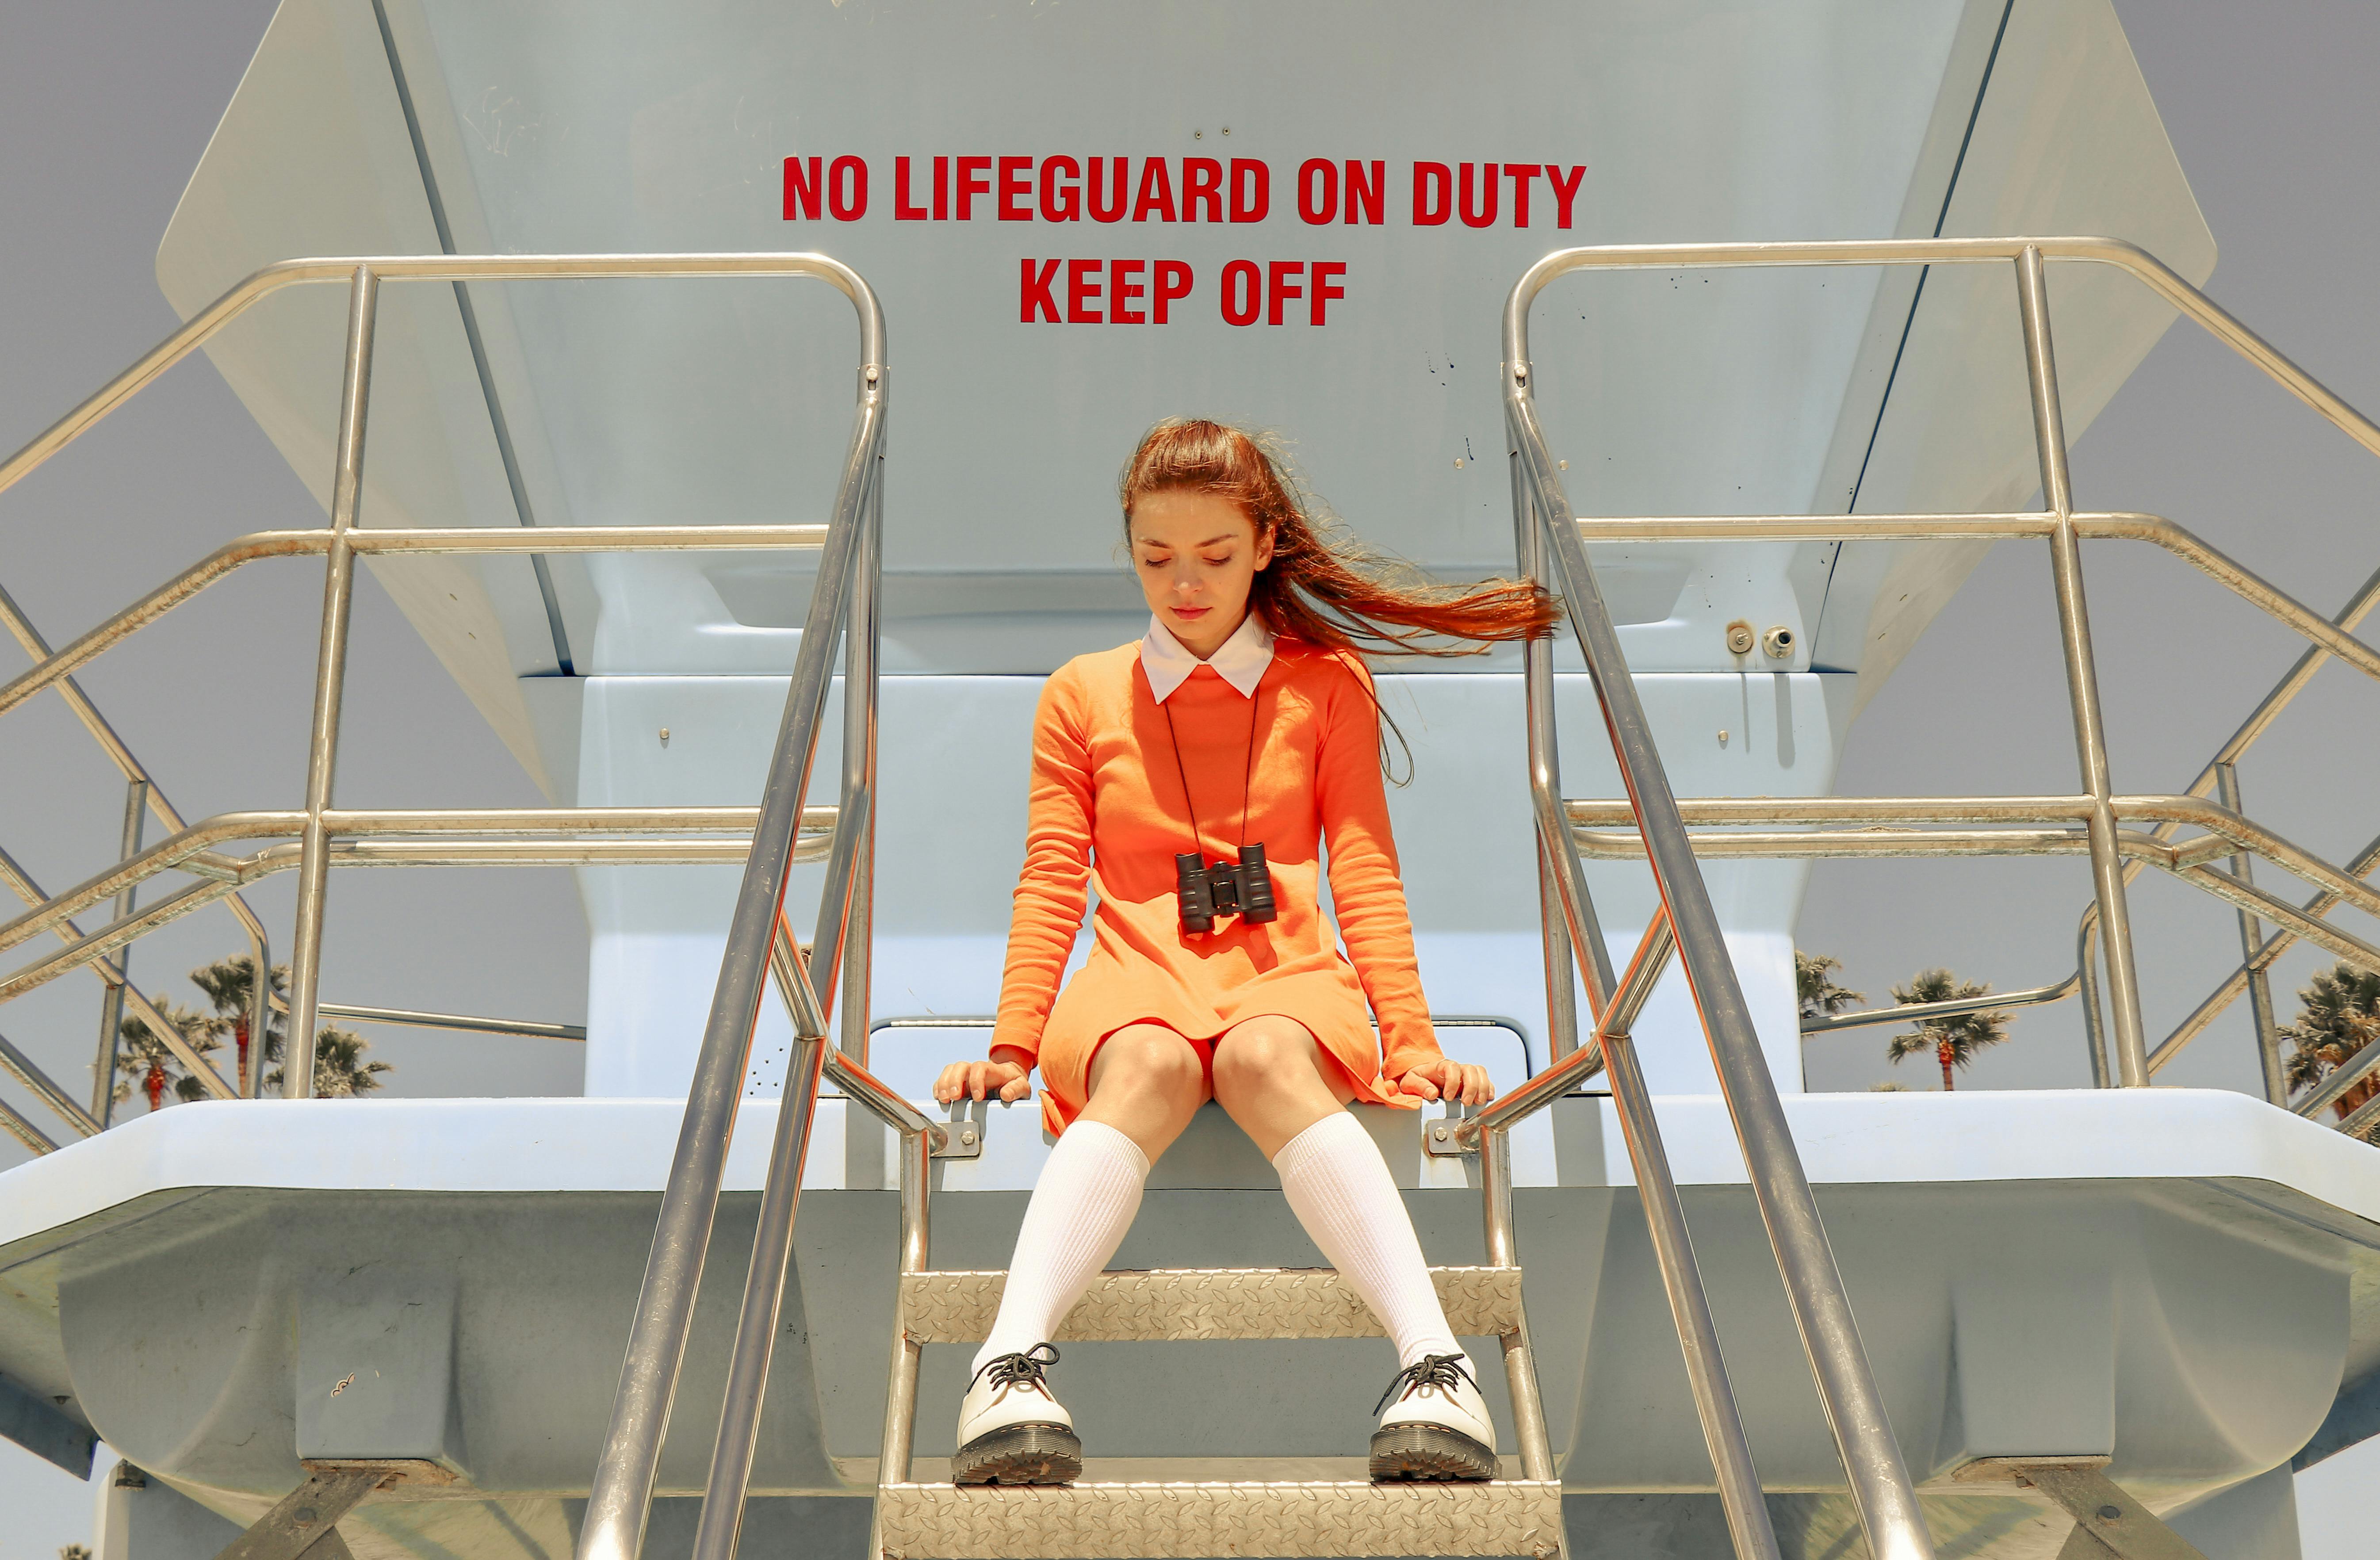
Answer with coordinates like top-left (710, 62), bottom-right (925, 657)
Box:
top-left (1509, 236), bottom-right (2380, 1138)
top-left (1494, 416), bottom-right (1777, 1557)
top-left (0, 843), bottom-right (235, 1106)
top-left (577, 282), bottom-right (884, 1560)
top-left (2, 248), bottom-right (893, 1553)
top-left (0, 252), bottom-right (879, 1117)
top-left (679, 451), bottom-right (884, 1560)
top-left (0, 257), bottom-right (875, 1111)
top-left (1506, 247), bottom-right (1938, 1560)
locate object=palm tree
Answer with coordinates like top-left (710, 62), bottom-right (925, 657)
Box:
top-left (1797, 952), bottom-right (1864, 1023)
top-left (2279, 963), bottom-right (2380, 1121)
top-left (1884, 968), bottom-right (2011, 1091)
top-left (112, 1000), bottom-right (222, 1112)
top-left (187, 956), bottom-right (286, 1086)
top-left (267, 1025), bottom-right (393, 1099)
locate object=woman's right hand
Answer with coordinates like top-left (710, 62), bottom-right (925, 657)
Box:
top-left (934, 1057), bottom-right (1032, 1104)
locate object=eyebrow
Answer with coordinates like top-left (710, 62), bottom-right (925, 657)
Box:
top-left (1138, 532), bottom-right (1241, 550)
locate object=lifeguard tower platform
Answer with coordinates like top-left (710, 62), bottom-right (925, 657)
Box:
top-left (4, 4), bottom-right (2379, 1560)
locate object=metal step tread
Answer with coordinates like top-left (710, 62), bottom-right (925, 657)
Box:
top-left (901, 1266), bottom-right (1523, 1343)
top-left (875, 1478), bottom-right (1564, 1559)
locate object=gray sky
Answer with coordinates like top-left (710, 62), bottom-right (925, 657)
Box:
top-left (1801, 1), bottom-right (2380, 1100)
top-left (2, 0), bottom-right (2377, 1553)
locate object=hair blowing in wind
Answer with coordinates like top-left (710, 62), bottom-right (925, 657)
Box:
top-left (1119, 419), bottom-right (1560, 658)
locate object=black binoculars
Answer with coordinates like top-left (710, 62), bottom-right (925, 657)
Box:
top-left (1175, 844), bottom-right (1278, 934)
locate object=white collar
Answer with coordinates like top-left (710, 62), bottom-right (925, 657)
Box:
top-left (1139, 611), bottom-right (1275, 703)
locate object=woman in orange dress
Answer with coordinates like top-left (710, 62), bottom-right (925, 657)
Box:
top-left (934, 419), bottom-right (1556, 1487)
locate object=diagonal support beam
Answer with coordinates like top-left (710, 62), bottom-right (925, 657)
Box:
top-left (210, 1467), bottom-right (385, 1560)
top-left (2022, 1465), bottom-right (2210, 1560)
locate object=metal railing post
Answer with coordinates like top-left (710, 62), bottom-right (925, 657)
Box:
top-left (2215, 762), bottom-right (2288, 1105)
top-left (1504, 277), bottom-right (1933, 1557)
top-left (811, 461), bottom-right (883, 1041)
top-left (1597, 1008), bottom-right (1782, 1560)
top-left (1472, 853), bottom-right (1784, 1560)
top-left (850, 465), bottom-right (882, 1067)
top-left (1510, 440), bottom-right (1583, 1062)
top-left (90, 777), bottom-right (147, 1124)
top-left (695, 459), bottom-right (890, 1550)
top-left (2076, 911), bottom-right (2113, 1090)
top-left (838, 473), bottom-right (885, 1189)
top-left (245, 928), bottom-right (273, 1099)
top-left (1525, 480), bottom-right (1937, 1560)
top-left (1500, 393), bottom-right (1779, 1556)
top-left (688, 1027), bottom-right (830, 1560)
top-left (868, 1120), bottom-right (933, 1557)
top-left (283, 265), bottom-right (381, 1090)
top-left (2016, 245), bottom-right (2150, 1086)
top-left (575, 340), bottom-right (884, 1560)
top-left (1478, 1124), bottom-right (1559, 1485)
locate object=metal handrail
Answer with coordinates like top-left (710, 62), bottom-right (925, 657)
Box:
top-left (1511, 235), bottom-right (2380, 1081)
top-left (0, 811), bottom-right (841, 1029)
top-left (0, 581), bottom-right (269, 1109)
top-left (1487, 233), bottom-right (2380, 1557)
top-left (1536, 510), bottom-right (2380, 683)
top-left (314, 1003), bottom-right (589, 1044)
top-left (1518, 241), bottom-right (2380, 1115)
top-left (0, 252), bottom-right (873, 1120)
top-left (0, 807), bottom-right (835, 959)
top-left (0, 844), bottom-right (236, 1109)
top-left (1535, 509), bottom-right (2380, 1061)
top-left (0, 250), bottom-right (890, 1560)
top-left (0, 524), bottom-right (828, 722)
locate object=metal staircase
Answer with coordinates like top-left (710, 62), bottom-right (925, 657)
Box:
top-left (12, 236), bottom-right (2348, 1560)
top-left (870, 1267), bottom-right (1560, 1560)
top-left (563, 236), bottom-right (1906, 1560)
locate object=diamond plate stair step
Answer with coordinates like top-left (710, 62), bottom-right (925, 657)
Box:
top-left (900, 1266), bottom-right (1523, 1343)
top-left (876, 1480), bottom-right (1564, 1559)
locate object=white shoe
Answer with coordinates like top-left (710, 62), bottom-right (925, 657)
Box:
top-left (952, 1343), bottom-right (1082, 1486)
top-left (1369, 1353), bottom-right (1498, 1481)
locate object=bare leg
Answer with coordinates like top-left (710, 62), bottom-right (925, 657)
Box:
top-left (1209, 1014), bottom-right (1354, 1158)
top-left (972, 1024), bottom-right (1209, 1369)
top-left (1080, 1021), bottom-right (1213, 1162)
top-left (1216, 1015), bottom-right (1473, 1386)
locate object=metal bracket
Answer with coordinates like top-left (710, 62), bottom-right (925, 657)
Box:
top-left (1424, 1108), bottom-right (1477, 1158)
top-left (210, 1465), bottom-right (386, 1560)
top-left (931, 1104), bottom-right (984, 1159)
top-left (1953, 1458), bottom-right (2208, 1560)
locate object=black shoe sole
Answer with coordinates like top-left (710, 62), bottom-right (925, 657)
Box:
top-left (952, 1422), bottom-right (1084, 1486)
top-left (1369, 1423), bottom-right (1498, 1482)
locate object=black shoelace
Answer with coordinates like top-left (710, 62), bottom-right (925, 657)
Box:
top-left (968, 1341), bottom-right (1060, 1395)
top-left (1374, 1352), bottom-right (1477, 1415)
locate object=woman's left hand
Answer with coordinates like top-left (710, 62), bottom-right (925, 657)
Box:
top-left (1392, 1058), bottom-right (1496, 1105)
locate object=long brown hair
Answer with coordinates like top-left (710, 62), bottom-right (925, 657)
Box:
top-left (1121, 419), bottom-right (1560, 780)
top-left (1120, 418), bottom-right (1559, 658)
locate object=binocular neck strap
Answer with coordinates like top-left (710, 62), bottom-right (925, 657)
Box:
top-left (1160, 688), bottom-right (1264, 862)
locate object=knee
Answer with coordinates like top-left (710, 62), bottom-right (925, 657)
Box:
top-left (1094, 1026), bottom-right (1205, 1103)
top-left (1212, 1017), bottom-right (1315, 1100)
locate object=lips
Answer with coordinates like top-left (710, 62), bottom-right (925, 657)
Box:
top-left (1170, 606), bottom-right (1210, 619)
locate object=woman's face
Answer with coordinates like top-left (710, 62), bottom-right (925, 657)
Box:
top-left (1128, 489), bottom-right (1274, 659)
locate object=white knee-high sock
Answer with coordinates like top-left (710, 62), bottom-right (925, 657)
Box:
top-left (973, 1119), bottom-right (1151, 1373)
top-left (1273, 1112), bottom-right (1463, 1369)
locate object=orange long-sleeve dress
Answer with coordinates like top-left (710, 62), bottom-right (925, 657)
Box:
top-left (989, 637), bottom-right (1445, 1137)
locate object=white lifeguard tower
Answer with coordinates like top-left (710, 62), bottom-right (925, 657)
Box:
top-left (3, 5), bottom-right (2377, 1560)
